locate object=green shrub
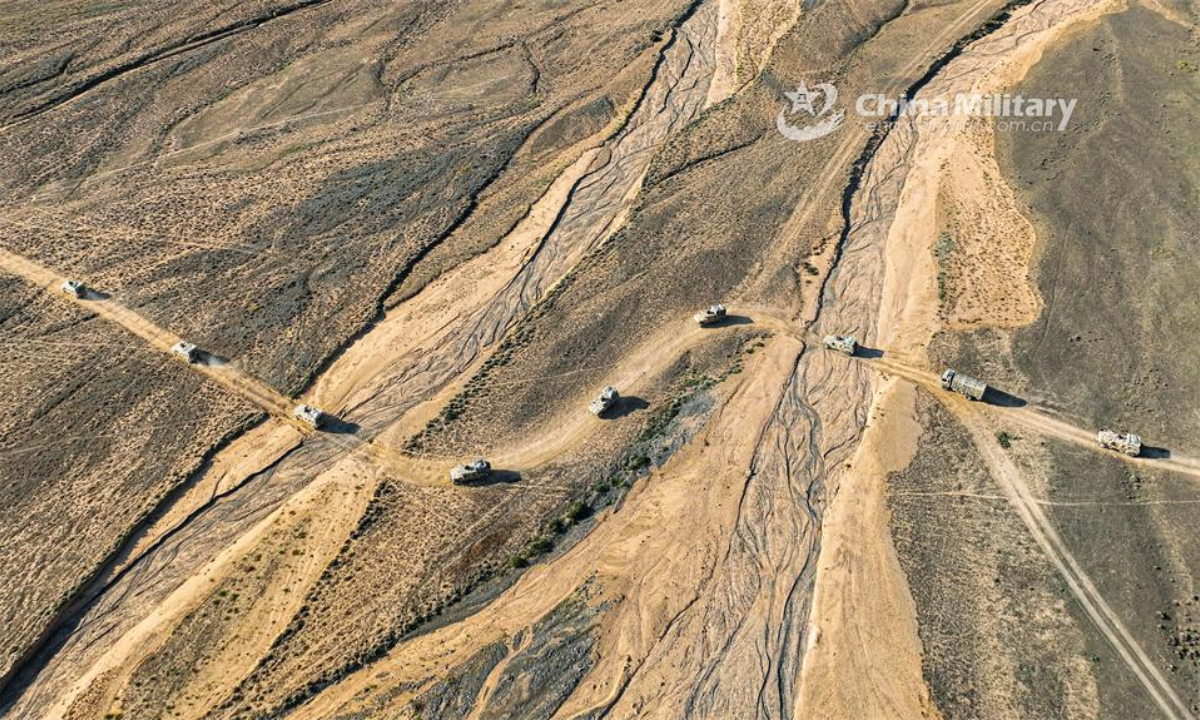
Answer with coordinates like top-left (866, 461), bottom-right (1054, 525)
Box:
top-left (565, 500), bottom-right (591, 522)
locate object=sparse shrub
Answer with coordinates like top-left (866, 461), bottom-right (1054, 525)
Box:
top-left (935, 232), bottom-right (956, 302)
top-left (565, 500), bottom-right (591, 522)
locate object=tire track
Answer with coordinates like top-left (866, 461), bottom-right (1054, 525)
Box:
top-left (953, 403), bottom-right (1193, 720)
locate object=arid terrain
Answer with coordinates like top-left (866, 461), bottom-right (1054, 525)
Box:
top-left (1, 0), bottom-right (1198, 718)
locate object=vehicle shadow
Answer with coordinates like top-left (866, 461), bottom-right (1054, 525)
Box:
top-left (81, 289), bottom-right (112, 301)
top-left (856, 346), bottom-right (885, 359)
top-left (719, 314), bottom-right (755, 327)
top-left (198, 352), bottom-right (229, 367)
top-left (322, 417), bottom-right (361, 435)
top-left (983, 387), bottom-right (1027, 408)
top-left (472, 469), bottom-right (522, 486)
top-left (1141, 445), bottom-right (1172, 460)
top-left (698, 315), bottom-right (755, 328)
top-left (606, 396), bottom-right (650, 419)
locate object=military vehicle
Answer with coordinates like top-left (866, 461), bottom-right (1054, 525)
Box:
top-left (60, 279), bottom-right (86, 298)
top-left (1097, 429), bottom-right (1142, 457)
top-left (293, 404), bottom-right (326, 429)
top-left (823, 334), bottom-right (858, 356)
top-left (940, 369), bottom-right (987, 401)
top-left (589, 386), bottom-right (619, 416)
top-left (171, 341), bottom-right (201, 363)
top-left (694, 304), bottom-right (727, 326)
top-left (450, 458), bottom-right (491, 484)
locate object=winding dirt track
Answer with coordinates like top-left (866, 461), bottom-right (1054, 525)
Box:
top-left (0, 4), bottom-right (733, 716)
top-left (5, 0), bottom-right (1193, 717)
top-left (0, 245), bottom-right (295, 420)
top-left (297, 4), bottom-right (1161, 719)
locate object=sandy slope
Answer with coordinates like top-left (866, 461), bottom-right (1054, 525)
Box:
top-left (45, 452), bottom-right (379, 720)
top-left (796, 381), bottom-right (935, 719)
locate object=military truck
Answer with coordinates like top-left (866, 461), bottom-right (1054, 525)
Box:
top-left (450, 458), bottom-right (491, 484)
top-left (60, 279), bottom-right (86, 298)
top-left (293, 404), bottom-right (326, 429)
top-left (589, 386), bottom-right (619, 416)
top-left (1097, 429), bottom-right (1142, 457)
top-left (694, 304), bottom-right (727, 326)
top-left (823, 334), bottom-right (858, 356)
top-left (940, 369), bottom-right (987, 401)
top-left (171, 341), bottom-right (201, 363)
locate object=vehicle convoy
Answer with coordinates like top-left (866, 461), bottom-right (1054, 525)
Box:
top-left (940, 369), bottom-right (987, 401)
top-left (450, 458), bottom-right (491, 485)
top-left (823, 334), bottom-right (858, 356)
top-left (589, 386), bottom-right (619, 416)
top-left (1097, 429), bottom-right (1142, 457)
top-left (694, 304), bottom-right (727, 326)
top-left (293, 404), bottom-right (326, 429)
top-left (171, 341), bottom-right (201, 363)
top-left (60, 279), bottom-right (86, 298)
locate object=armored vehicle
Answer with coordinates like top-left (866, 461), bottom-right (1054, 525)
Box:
top-left (694, 304), bottom-right (727, 326)
top-left (823, 334), bottom-right (858, 356)
top-left (60, 279), bottom-right (86, 298)
top-left (589, 386), bottom-right (619, 416)
top-left (293, 404), bottom-right (326, 429)
top-left (171, 341), bottom-right (201, 363)
top-left (940, 369), bottom-right (987, 401)
top-left (1097, 429), bottom-right (1142, 457)
top-left (450, 458), bottom-right (491, 484)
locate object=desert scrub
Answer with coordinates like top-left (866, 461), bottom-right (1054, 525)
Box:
top-left (996, 430), bottom-right (1018, 449)
top-left (935, 232), bottom-right (956, 303)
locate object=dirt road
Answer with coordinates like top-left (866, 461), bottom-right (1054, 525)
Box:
top-left (954, 402), bottom-right (1193, 720)
top-left (0, 245), bottom-right (294, 420)
top-left (862, 354), bottom-right (1200, 482)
